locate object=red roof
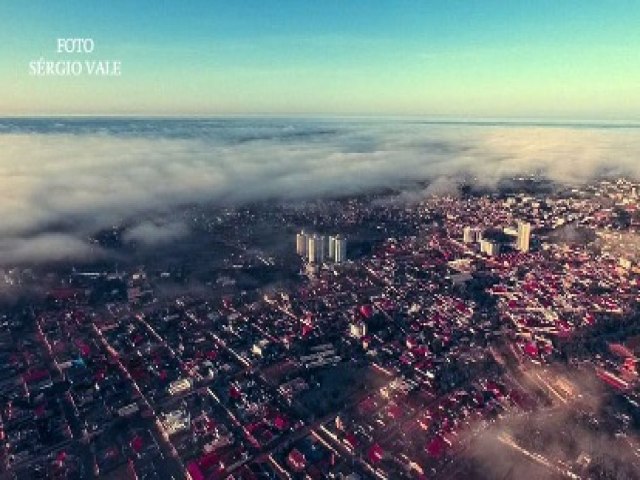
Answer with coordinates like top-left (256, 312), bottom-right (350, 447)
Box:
top-left (379, 299), bottom-right (395, 311)
top-left (206, 350), bottom-right (218, 360)
top-left (273, 415), bottom-right (288, 431)
top-left (387, 404), bottom-right (402, 419)
top-left (360, 305), bottom-right (374, 319)
top-left (130, 435), bottom-right (144, 453)
top-left (76, 341), bottom-right (91, 357)
top-left (344, 433), bottom-right (358, 450)
top-left (199, 451), bottom-right (220, 470)
top-left (426, 436), bottom-right (447, 458)
top-left (523, 342), bottom-right (539, 357)
top-left (368, 443), bottom-right (384, 464)
top-left (597, 369), bottom-right (629, 390)
top-left (229, 386), bottom-right (241, 399)
top-left (187, 462), bottom-right (205, 480)
top-left (287, 448), bottom-right (306, 472)
top-left (485, 381), bottom-right (503, 397)
top-left (609, 343), bottom-right (633, 358)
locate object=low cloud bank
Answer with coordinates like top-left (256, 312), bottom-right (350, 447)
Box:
top-left (123, 219), bottom-right (190, 246)
top-left (1, 118), bottom-right (639, 264)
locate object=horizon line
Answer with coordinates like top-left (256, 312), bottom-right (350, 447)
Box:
top-left (1, 113), bottom-right (639, 129)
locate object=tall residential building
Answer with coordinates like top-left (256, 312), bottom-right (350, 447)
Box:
top-left (487, 241), bottom-right (501, 257)
top-left (480, 239), bottom-right (500, 257)
top-left (463, 226), bottom-right (474, 244)
top-left (307, 235), bottom-right (318, 263)
top-left (334, 235), bottom-right (347, 263)
top-left (328, 235), bottom-right (337, 260)
top-left (296, 230), bottom-right (308, 256)
top-left (464, 227), bottom-right (482, 244)
top-left (517, 221), bottom-right (531, 252)
top-left (317, 235), bottom-right (326, 263)
top-left (307, 234), bottom-right (326, 264)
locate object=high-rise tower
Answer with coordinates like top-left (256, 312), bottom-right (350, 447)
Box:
top-left (517, 221), bottom-right (531, 252)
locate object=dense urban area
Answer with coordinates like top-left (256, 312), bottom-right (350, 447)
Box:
top-left (3, 177), bottom-right (640, 480)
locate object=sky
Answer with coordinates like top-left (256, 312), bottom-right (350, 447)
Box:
top-left (0, 1), bottom-right (639, 118)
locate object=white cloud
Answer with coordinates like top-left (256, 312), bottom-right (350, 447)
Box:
top-left (0, 233), bottom-right (105, 264)
top-left (0, 120), bottom-right (638, 264)
top-left (123, 219), bottom-right (189, 246)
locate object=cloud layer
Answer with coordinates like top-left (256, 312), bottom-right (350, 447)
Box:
top-left (123, 219), bottom-right (190, 246)
top-left (0, 118), bottom-right (639, 264)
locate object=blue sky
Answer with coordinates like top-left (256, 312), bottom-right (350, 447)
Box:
top-left (1, 0), bottom-right (639, 118)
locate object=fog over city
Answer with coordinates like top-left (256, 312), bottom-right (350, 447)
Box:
top-left (1, 118), bottom-right (639, 264)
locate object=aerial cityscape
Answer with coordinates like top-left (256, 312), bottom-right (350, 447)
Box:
top-left (2, 1), bottom-right (640, 479)
top-left (1, 118), bottom-right (640, 480)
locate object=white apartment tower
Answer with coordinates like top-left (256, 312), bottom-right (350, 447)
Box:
top-left (480, 239), bottom-right (501, 257)
top-left (517, 221), bottom-right (531, 253)
top-left (463, 226), bottom-right (474, 244)
top-left (296, 230), bottom-right (308, 256)
top-left (334, 235), bottom-right (347, 263)
top-left (328, 236), bottom-right (337, 260)
top-left (307, 234), bottom-right (326, 263)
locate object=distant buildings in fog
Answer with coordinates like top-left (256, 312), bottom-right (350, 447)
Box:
top-left (295, 230), bottom-right (347, 264)
top-left (463, 220), bottom-right (532, 256)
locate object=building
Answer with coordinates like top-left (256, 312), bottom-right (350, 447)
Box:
top-left (328, 235), bottom-right (337, 259)
top-left (480, 239), bottom-right (489, 255)
top-left (480, 239), bottom-right (501, 257)
top-left (168, 378), bottom-right (192, 396)
top-left (464, 226), bottom-right (482, 244)
top-left (304, 232), bottom-right (344, 263)
top-left (317, 235), bottom-right (326, 263)
top-left (517, 221), bottom-right (531, 252)
top-left (307, 234), bottom-right (326, 263)
top-left (334, 235), bottom-right (347, 263)
top-left (503, 226), bottom-right (518, 237)
top-left (252, 339), bottom-right (271, 357)
top-left (161, 409), bottom-right (190, 436)
top-left (350, 321), bottom-right (367, 339)
top-left (619, 257), bottom-right (633, 270)
top-left (307, 235), bottom-right (317, 263)
top-left (463, 226), bottom-right (474, 244)
top-left (296, 230), bottom-right (308, 256)
top-left (450, 272), bottom-right (473, 286)
top-left (488, 242), bottom-right (500, 256)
